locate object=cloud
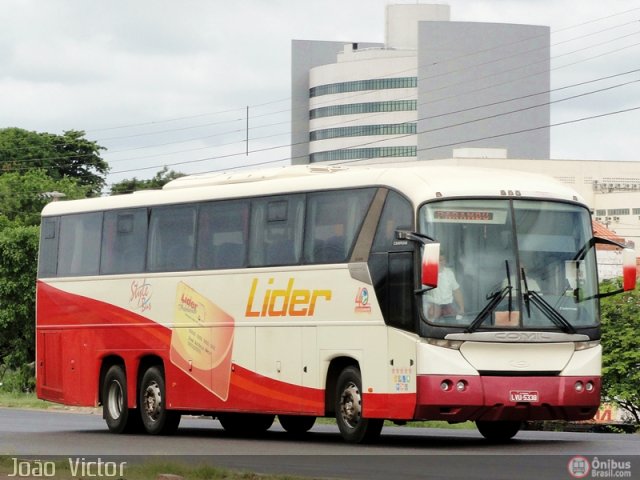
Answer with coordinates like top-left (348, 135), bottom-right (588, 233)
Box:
top-left (0, 0), bottom-right (639, 187)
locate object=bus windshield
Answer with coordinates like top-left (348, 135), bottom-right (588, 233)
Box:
top-left (418, 199), bottom-right (598, 331)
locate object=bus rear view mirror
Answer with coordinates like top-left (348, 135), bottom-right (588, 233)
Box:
top-left (622, 247), bottom-right (637, 291)
top-left (422, 243), bottom-right (440, 288)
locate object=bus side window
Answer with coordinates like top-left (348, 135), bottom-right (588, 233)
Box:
top-left (57, 212), bottom-right (103, 277)
top-left (369, 191), bottom-right (414, 331)
top-left (371, 190), bottom-right (413, 253)
top-left (38, 217), bottom-right (60, 277)
top-left (147, 205), bottom-right (196, 272)
top-left (197, 200), bottom-right (249, 269)
top-left (304, 188), bottom-right (375, 264)
top-left (100, 209), bottom-right (148, 275)
top-left (249, 195), bottom-right (304, 267)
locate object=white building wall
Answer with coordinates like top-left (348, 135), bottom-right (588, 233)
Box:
top-left (385, 4), bottom-right (451, 49)
top-left (308, 47), bottom-right (418, 162)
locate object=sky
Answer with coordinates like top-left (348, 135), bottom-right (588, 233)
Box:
top-left (1, 0), bottom-right (640, 190)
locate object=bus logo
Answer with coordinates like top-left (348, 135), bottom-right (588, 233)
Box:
top-left (509, 390), bottom-right (539, 402)
top-left (355, 287), bottom-right (371, 313)
top-left (130, 279), bottom-right (152, 313)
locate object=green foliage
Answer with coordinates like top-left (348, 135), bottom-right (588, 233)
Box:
top-left (0, 170), bottom-right (88, 226)
top-left (0, 128), bottom-right (108, 196)
top-left (110, 166), bottom-right (185, 195)
top-left (0, 365), bottom-right (35, 393)
top-left (0, 127), bottom-right (108, 381)
top-left (599, 279), bottom-right (640, 425)
top-left (0, 225), bottom-right (39, 373)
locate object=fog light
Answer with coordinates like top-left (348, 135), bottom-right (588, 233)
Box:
top-left (440, 380), bottom-right (452, 392)
top-left (456, 380), bottom-right (467, 392)
top-left (575, 381), bottom-right (584, 392)
top-left (585, 381), bottom-right (595, 392)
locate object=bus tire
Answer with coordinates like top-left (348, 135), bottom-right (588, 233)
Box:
top-left (476, 420), bottom-right (521, 442)
top-left (218, 413), bottom-right (275, 436)
top-left (278, 415), bottom-right (316, 435)
top-left (139, 366), bottom-right (181, 435)
top-left (335, 366), bottom-right (383, 443)
top-left (102, 365), bottom-right (141, 434)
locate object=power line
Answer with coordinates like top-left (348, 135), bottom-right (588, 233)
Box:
top-left (3, 8), bottom-right (640, 178)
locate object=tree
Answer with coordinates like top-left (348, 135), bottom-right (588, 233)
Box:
top-left (0, 128), bottom-right (108, 196)
top-left (110, 166), bottom-right (185, 195)
top-left (600, 280), bottom-right (640, 424)
top-left (0, 170), bottom-right (89, 226)
top-left (0, 225), bottom-right (39, 379)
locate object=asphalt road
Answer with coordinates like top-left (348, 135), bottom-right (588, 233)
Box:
top-left (1, 407), bottom-right (638, 479)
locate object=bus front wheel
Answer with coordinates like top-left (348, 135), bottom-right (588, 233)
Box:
top-left (476, 420), bottom-right (522, 442)
top-left (139, 366), bottom-right (181, 435)
top-left (102, 365), bottom-right (141, 434)
top-left (335, 366), bottom-right (383, 443)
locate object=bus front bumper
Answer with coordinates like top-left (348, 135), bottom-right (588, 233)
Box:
top-left (414, 374), bottom-right (600, 422)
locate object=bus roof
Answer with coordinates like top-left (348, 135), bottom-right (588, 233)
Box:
top-left (41, 162), bottom-right (585, 216)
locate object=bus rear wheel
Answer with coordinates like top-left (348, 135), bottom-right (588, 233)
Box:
top-left (139, 366), bottom-right (181, 435)
top-left (476, 420), bottom-right (522, 442)
top-left (102, 365), bottom-right (141, 434)
top-left (218, 413), bottom-right (275, 436)
top-left (335, 366), bottom-right (383, 443)
top-left (278, 415), bottom-right (316, 434)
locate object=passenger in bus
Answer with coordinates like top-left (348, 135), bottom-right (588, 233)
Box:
top-left (424, 253), bottom-right (465, 320)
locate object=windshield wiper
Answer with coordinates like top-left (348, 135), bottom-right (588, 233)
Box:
top-left (521, 268), bottom-right (576, 334)
top-left (466, 260), bottom-right (513, 333)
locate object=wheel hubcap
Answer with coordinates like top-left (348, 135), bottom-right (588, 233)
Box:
top-left (143, 381), bottom-right (162, 422)
top-left (339, 381), bottom-right (361, 428)
top-left (107, 380), bottom-right (123, 420)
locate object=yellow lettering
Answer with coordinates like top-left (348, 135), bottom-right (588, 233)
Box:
top-left (309, 290), bottom-right (332, 315)
top-left (269, 278), bottom-right (294, 316)
top-left (245, 279), bottom-right (260, 317)
top-left (289, 290), bottom-right (310, 316)
top-left (245, 278), bottom-right (331, 317)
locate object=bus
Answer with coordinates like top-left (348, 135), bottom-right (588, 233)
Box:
top-left (36, 163), bottom-right (637, 443)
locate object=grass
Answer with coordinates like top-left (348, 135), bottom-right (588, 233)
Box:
top-left (0, 391), bottom-right (56, 409)
top-left (0, 456), bottom-right (315, 480)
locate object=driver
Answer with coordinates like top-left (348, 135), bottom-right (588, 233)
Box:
top-left (424, 253), bottom-right (465, 320)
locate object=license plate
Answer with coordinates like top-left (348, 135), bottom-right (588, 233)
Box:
top-left (510, 390), bottom-right (539, 402)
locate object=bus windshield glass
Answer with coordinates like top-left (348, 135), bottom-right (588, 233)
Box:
top-left (418, 199), bottom-right (598, 331)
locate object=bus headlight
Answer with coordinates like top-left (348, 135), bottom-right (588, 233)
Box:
top-left (456, 380), bottom-right (467, 392)
top-left (574, 340), bottom-right (600, 351)
top-left (427, 338), bottom-right (463, 350)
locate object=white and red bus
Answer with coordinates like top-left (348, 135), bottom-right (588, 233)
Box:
top-left (36, 163), bottom-right (636, 442)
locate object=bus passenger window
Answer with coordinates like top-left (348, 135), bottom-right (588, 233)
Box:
top-left (38, 217), bottom-right (59, 277)
top-left (304, 188), bottom-right (375, 264)
top-left (197, 200), bottom-right (248, 269)
top-left (57, 212), bottom-right (103, 276)
top-left (101, 209), bottom-right (147, 274)
top-left (249, 195), bottom-right (304, 267)
top-left (147, 205), bottom-right (196, 272)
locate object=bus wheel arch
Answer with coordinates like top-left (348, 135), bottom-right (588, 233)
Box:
top-left (324, 357), bottom-right (359, 417)
top-left (328, 361), bottom-right (384, 443)
top-left (138, 362), bottom-right (181, 435)
top-left (101, 362), bottom-right (141, 433)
